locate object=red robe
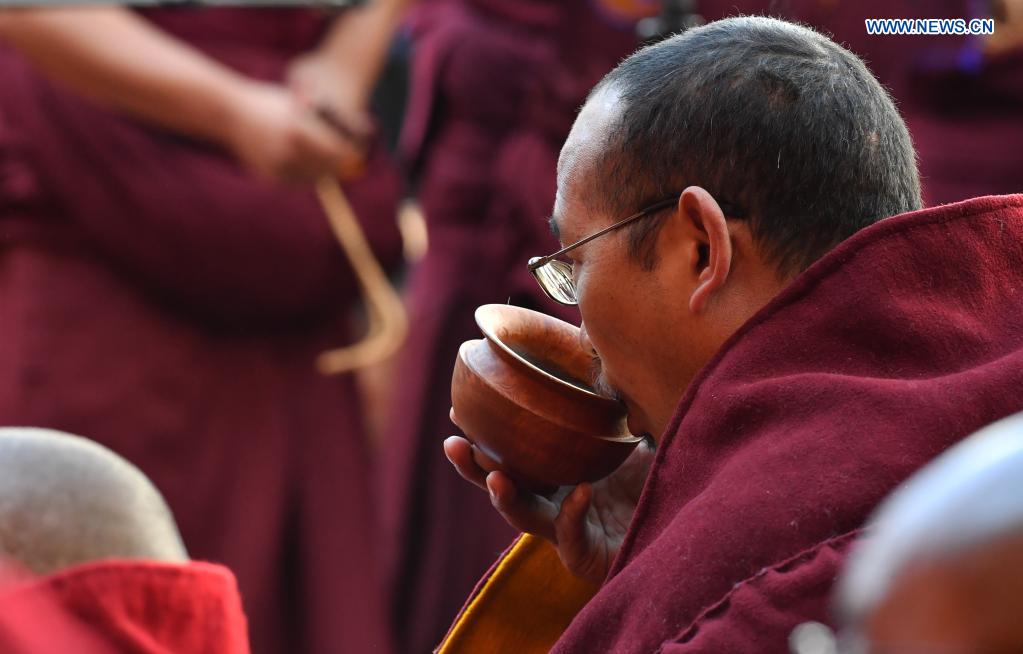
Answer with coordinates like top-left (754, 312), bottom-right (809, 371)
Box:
top-left (549, 195), bottom-right (1023, 652)
top-left (380, 2), bottom-right (640, 651)
top-left (0, 559), bottom-right (249, 653)
top-left (0, 9), bottom-right (401, 653)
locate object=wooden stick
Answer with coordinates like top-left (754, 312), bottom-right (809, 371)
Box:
top-left (315, 176), bottom-right (408, 375)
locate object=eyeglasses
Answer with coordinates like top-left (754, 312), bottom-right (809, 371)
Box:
top-left (528, 193), bottom-right (743, 306)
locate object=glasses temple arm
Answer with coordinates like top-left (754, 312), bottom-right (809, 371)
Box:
top-left (528, 199), bottom-right (679, 271)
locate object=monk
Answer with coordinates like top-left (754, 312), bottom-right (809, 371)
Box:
top-left (0, 427), bottom-right (249, 653)
top-left (445, 16), bottom-right (1023, 652)
top-left (825, 412), bottom-right (1023, 654)
top-left (0, 6), bottom-right (405, 652)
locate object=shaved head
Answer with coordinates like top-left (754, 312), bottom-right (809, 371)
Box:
top-left (578, 16), bottom-right (921, 276)
top-left (0, 428), bottom-right (187, 575)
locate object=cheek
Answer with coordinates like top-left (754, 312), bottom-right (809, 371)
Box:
top-left (577, 274), bottom-right (632, 371)
top-left (575, 251), bottom-right (656, 364)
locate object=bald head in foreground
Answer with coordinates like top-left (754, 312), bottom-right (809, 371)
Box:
top-left (0, 427), bottom-right (187, 575)
top-left (832, 412), bottom-right (1023, 654)
top-left (0, 428), bottom-right (253, 654)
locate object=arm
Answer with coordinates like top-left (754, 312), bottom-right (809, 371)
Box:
top-left (0, 7), bottom-right (361, 181)
top-left (287, 0), bottom-right (413, 143)
top-left (316, 0), bottom-right (413, 98)
top-left (0, 7), bottom-right (245, 147)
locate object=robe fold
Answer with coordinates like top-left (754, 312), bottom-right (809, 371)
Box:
top-left (380, 2), bottom-right (640, 651)
top-left (0, 9), bottom-right (401, 653)
top-left (546, 195), bottom-right (1023, 652)
top-left (0, 559), bottom-right (249, 653)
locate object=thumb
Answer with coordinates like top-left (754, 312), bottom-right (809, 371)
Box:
top-left (553, 483), bottom-right (594, 569)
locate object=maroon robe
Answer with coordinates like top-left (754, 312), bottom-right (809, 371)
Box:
top-left (0, 9), bottom-right (401, 654)
top-left (380, 2), bottom-right (640, 651)
top-left (549, 195), bottom-right (1023, 652)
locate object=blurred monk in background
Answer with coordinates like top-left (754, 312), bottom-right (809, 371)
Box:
top-left (0, 3), bottom-right (406, 652)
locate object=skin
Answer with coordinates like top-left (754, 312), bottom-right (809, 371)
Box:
top-left (848, 532), bottom-right (1023, 654)
top-left (0, 3), bottom-right (409, 183)
top-left (448, 87), bottom-right (792, 583)
top-left (987, 0), bottom-right (1023, 55)
top-left (0, 428), bottom-right (187, 576)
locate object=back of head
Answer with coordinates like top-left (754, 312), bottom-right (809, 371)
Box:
top-left (0, 427), bottom-right (187, 575)
top-left (591, 16), bottom-right (922, 276)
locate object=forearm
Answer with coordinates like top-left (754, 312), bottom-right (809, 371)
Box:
top-left (315, 0), bottom-right (412, 96)
top-left (0, 7), bottom-right (247, 147)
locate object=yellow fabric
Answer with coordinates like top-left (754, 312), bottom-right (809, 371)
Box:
top-left (436, 534), bottom-right (598, 654)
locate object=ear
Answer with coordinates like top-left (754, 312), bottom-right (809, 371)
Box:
top-left (679, 186), bottom-right (732, 314)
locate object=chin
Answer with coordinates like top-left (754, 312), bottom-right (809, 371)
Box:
top-left (591, 364), bottom-right (622, 401)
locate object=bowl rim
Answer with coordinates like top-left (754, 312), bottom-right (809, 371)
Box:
top-left (474, 304), bottom-right (609, 401)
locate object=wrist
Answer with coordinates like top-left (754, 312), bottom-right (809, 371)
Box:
top-left (213, 75), bottom-right (260, 152)
top-left (307, 47), bottom-right (377, 100)
top-left (315, 4), bottom-right (403, 94)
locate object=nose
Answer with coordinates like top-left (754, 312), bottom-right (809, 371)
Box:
top-left (579, 322), bottom-right (596, 357)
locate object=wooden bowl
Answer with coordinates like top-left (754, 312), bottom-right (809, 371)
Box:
top-left (451, 304), bottom-right (641, 493)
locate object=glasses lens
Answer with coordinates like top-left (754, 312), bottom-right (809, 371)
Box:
top-left (532, 259), bottom-right (577, 305)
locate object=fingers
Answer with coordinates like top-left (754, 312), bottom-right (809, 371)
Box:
top-left (552, 483), bottom-right (596, 571)
top-left (554, 483), bottom-right (592, 543)
top-left (443, 436), bottom-right (488, 491)
top-left (315, 103), bottom-right (373, 148)
top-left (229, 80), bottom-right (368, 182)
top-left (296, 112), bottom-right (366, 179)
top-left (485, 472), bottom-right (557, 542)
top-left (444, 413), bottom-right (564, 544)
